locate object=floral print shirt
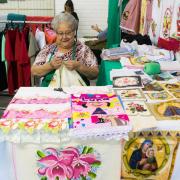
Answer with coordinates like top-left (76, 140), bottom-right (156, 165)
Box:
top-left (34, 40), bottom-right (98, 67)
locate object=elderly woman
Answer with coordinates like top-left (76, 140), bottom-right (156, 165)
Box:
top-left (31, 12), bottom-right (99, 87)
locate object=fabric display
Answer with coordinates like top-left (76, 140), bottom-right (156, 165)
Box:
top-left (159, 0), bottom-right (175, 40)
top-left (0, 87), bottom-right (132, 142)
top-left (70, 93), bottom-right (131, 139)
top-left (0, 140), bottom-right (121, 180)
top-left (157, 0), bottom-right (180, 52)
top-left (139, 0), bottom-right (153, 35)
top-left (120, 0), bottom-right (141, 34)
top-left (0, 32), bottom-right (7, 91)
top-left (0, 13), bottom-right (53, 94)
top-left (0, 14), bottom-right (7, 32)
top-left (121, 31), bottom-right (152, 45)
top-left (123, 100), bottom-right (157, 131)
top-left (170, 1), bottom-right (180, 38)
top-left (171, 142), bottom-right (180, 180)
top-left (121, 137), bottom-right (178, 180)
top-left (101, 46), bottom-right (134, 60)
top-left (148, 0), bottom-right (163, 45)
top-left (120, 41), bottom-right (175, 62)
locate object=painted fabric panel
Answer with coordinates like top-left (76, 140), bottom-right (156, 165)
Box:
top-left (121, 137), bottom-right (177, 179)
top-left (11, 141), bottom-right (121, 180)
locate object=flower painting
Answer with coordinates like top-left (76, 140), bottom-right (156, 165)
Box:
top-left (37, 146), bottom-right (101, 180)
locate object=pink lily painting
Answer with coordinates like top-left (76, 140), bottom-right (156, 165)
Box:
top-left (37, 146), bottom-right (101, 180)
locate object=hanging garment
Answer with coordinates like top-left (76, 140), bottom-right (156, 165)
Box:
top-left (35, 28), bottom-right (46, 50)
top-left (159, 0), bottom-right (175, 40)
top-left (148, 0), bottom-right (163, 45)
top-left (170, 2), bottom-right (180, 38)
top-left (0, 32), bottom-right (7, 91)
top-left (7, 13), bottom-right (26, 30)
top-left (1, 34), bottom-right (8, 74)
top-left (120, 0), bottom-right (141, 34)
top-left (26, 16), bottom-right (53, 35)
top-left (139, 0), bottom-right (153, 35)
top-left (5, 29), bottom-right (19, 95)
top-left (0, 14), bottom-right (7, 32)
top-left (28, 31), bottom-right (40, 86)
top-left (15, 28), bottom-right (31, 87)
top-left (44, 27), bottom-right (56, 44)
top-left (157, 0), bottom-right (179, 51)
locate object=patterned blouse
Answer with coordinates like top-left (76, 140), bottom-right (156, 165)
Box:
top-left (34, 40), bottom-right (98, 67)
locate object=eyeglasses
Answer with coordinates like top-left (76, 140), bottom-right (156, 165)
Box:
top-left (56, 30), bottom-right (75, 37)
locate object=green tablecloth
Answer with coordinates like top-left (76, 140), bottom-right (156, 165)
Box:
top-left (96, 60), bottom-right (122, 86)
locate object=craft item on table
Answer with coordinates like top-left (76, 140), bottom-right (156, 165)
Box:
top-left (2, 104), bottom-right (71, 119)
top-left (161, 82), bottom-right (180, 91)
top-left (121, 137), bottom-right (177, 180)
top-left (168, 90), bottom-right (180, 99)
top-left (7, 142), bottom-right (121, 180)
top-left (144, 91), bottom-right (175, 102)
top-left (133, 70), bottom-right (153, 86)
top-left (150, 72), bottom-right (175, 81)
top-left (129, 56), bottom-right (150, 66)
top-left (70, 93), bottom-right (131, 139)
top-left (110, 68), bottom-right (136, 81)
top-left (101, 46), bottom-right (134, 61)
top-left (71, 94), bottom-right (128, 128)
top-left (37, 146), bottom-right (102, 180)
top-left (63, 86), bottom-right (113, 94)
top-left (148, 100), bottom-right (180, 120)
top-left (121, 40), bottom-right (175, 61)
top-left (144, 62), bottom-right (161, 75)
top-left (158, 61), bottom-right (180, 72)
top-left (171, 142), bottom-right (180, 180)
top-left (142, 81), bottom-right (164, 92)
top-left (113, 76), bottom-right (143, 89)
top-left (0, 118), bottom-right (69, 135)
top-left (10, 97), bottom-right (70, 104)
top-left (14, 87), bottom-right (70, 101)
top-left (123, 101), bottom-right (151, 116)
top-left (114, 89), bottom-right (146, 101)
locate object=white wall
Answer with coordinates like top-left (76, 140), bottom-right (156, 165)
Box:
top-left (55, 0), bottom-right (108, 38)
top-left (0, 0), bottom-right (54, 16)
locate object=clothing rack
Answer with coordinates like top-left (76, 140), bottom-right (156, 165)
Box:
top-left (0, 20), bottom-right (52, 24)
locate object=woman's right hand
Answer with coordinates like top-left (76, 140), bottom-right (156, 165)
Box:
top-left (49, 57), bottom-right (62, 69)
top-left (91, 24), bottom-right (102, 33)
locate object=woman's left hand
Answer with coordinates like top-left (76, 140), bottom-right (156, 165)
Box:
top-left (63, 60), bottom-right (81, 71)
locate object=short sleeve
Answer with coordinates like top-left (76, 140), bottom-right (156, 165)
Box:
top-left (79, 43), bottom-right (98, 67)
top-left (33, 44), bottom-right (55, 65)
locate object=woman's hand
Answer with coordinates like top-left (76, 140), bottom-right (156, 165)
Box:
top-left (91, 24), bottom-right (102, 33)
top-left (49, 57), bottom-right (62, 69)
top-left (63, 60), bottom-right (81, 71)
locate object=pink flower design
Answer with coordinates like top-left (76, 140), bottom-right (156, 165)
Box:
top-left (61, 147), bottom-right (100, 179)
top-left (37, 146), bottom-right (101, 179)
top-left (38, 148), bottom-right (74, 180)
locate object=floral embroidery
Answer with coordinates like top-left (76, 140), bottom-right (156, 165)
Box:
top-left (37, 146), bottom-right (101, 180)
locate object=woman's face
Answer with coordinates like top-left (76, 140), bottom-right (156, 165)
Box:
top-left (56, 22), bottom-right (75, 49)
top-left (65, 5), bottom-right (72, 13)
